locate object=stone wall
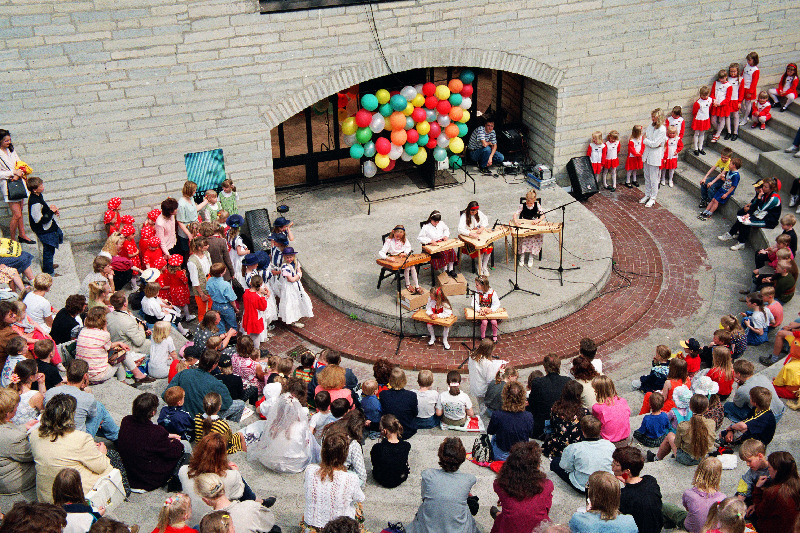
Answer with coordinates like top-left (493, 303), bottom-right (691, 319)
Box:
top-left (3, 0), bottom-right (797, 243)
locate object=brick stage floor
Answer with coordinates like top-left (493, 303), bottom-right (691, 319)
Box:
top-left (267, 186), bottom-right (709, 371)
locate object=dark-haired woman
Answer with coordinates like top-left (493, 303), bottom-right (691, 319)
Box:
top-left (407, 437), bottom-right (479, 533)
top-left (50, 294), bottom-right (86, 344)
top-left (193, 310), bottom-right (236, 358)
top-left (155, 197), bottom-right (180, 258)
top-left (0, 129), bottom-right (34, 244)
top-left (570, 356), bottom-right (599, 409)
top-left (0, 300), bottom-right (20, 371)
top-left (29, 394), bottom-right (114, 503)
top-left (751, 451), bottom-right (800, 533)
top-left (487, 381), bottom-right (533, 461)
top-left (490, 441), bottom-right (553, 533)
top-left (542, 380), bottom-right (590, 458)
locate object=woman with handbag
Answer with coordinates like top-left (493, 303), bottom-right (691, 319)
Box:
top-left (0, 130), bottom-right (34, 244)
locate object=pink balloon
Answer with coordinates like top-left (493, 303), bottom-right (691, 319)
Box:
top-left (428, 122), bottom-right (442, 139)
top-left (461, 84), bottom-right (473, 97)
top-left (411, 107), bottom-right (427, 123)
top-left (422, 82), bottom-right (436, 97)
top-left (436, 100), bottom-right (451, 115)
top-left (406, 129), bottom-right (419, 144)
top-left (355, 109), bottom-right (372, 128)
top-left (424, 96), bottom-right (438, 110)
top-left (375, 137), bottom-right (391, 155)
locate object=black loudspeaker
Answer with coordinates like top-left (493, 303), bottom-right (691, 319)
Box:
top-left (498, 127), bottom-right (525, 153)
top-left (566, 156), bottom-right (598, 200)
top-left (242, 208), bottom-right (272, 252)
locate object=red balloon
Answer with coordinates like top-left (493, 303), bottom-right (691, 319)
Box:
top-left (355, 109), bottom-right (372, 128)
top-left (375, 137), bottom-right (391, 155)
top-left (384, 159), bottom-right (396, 172)
top-left (461, 84), bottom-right (473, 97)
top-left (411, 107), bottom-right (426, 123)
top-left (337, 93), bottom-right (349, 108)
top-left (422, 82), bottom-right (436, 97)
top-left (406, 129), bottom-right (419, 144)
top-left (424, 96), bottom-right (438, 110)
top-left (428, 122), bottom-right (442, 139)
top-left (426, 138), bottom-right (437, 149)
top-left (436, 100), bottom-right (452, 115)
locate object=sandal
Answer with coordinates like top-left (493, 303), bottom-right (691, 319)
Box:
top-left (711, 135), bottom-right (720, 143)
top-left (415, 286), bottom-right (425, 295)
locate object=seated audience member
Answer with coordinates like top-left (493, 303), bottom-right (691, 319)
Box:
top-left (307, 349), bottom-right (359, 407)
top-left (33, 338), bottom-right (61, 391)
top-left (436, 370), bottom-right (474, 427)
top-left (569, 355), bottom-right (599, 409)
top-left (662, 457), bottom-right (726, 533)
top-left (379, 367), bottom-right (418, 440)
top-left (761, 286), bottom-right (783, 330)
top-left (322, 410), bottom-right (368, 488)
top-left (579, 337), bottom-right (602, 374)
top-left (193, 390), bottom-right (245, 454)
top-left (158, 385), bottom-right (193, 441)
top-left (721, 386), bottom-right (777, 447)
top-left (360, 379), bottom-right (381, 431)
top-left (165, 348), bottom-right (245, 421)
top-left (0, 501), bottom-right (67, 533)
top-left (613, 446), bottom-right (663, 533)
top-left (767, 310), bottom-right (800, 365)
top-left (29, 394), bottom-right (114, 503)
top-left (632, 344), bottom-right (671, 392)
top-left (550, 415), bottom-right (615, 493)
top-left (406, 437), bottom-right (479, 533)
top-left (542, 380), bottom-right (589, 458)
top-left (153, 492), bottom-right (194, 533)
top-left (706, 346), bottom-right (735, 400)
top-left (0, 388), bottom-right (35, 495)
top-left (370, 414), bottom-right (411, 489)
top-left (633, 391), bottom-right (670, 447)
top-left (52, 468), bottom-right (103, 532)
top-left (490, 442), bottom-right (553, 533)
top-left (591, 375), bottom-right (631, 447)
top-left (116, 392), bottom-right (187, 492)
top-left (44, 359), bottom-right (120, 441)
top-left (195, 473), bottom-right (278, 533)
top-left (485, 365), bottom-right (518, 416)
top-left (750, 451), bottom-right (800, 533)
top-left (50, 294), bottom-right (86, 345)
top-left (679, 338), bottom-right (702, 375)
top-left (724, 359), bottom-right (785, 422)
top-left (527, 354), bottom-right (571, 438)
top-left (639, 357), bottom-right (690, 415)
top-left (487, 381), bottom-right (534, 461)
top-left (314, 364), bottom-right (354, 407)
top-left (414, 370), bottom-right (439, 430)
top-left (568, 471), bottom-right (638, 533)
top-left (653, 393), bottom-right (716, 465)
top-left (735, 439), bottom-right (769, 504)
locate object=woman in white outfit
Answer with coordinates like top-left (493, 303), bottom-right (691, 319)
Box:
top-left (0, 130), bottom-right (34, 244)
top-left (640, 109), bottom-right (667, 208)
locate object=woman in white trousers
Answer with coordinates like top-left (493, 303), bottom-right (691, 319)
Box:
top-left (640, 109), bottom-right (667, 208)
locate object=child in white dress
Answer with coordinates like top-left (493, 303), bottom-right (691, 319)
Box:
top-left (379, 225), bottom-right (422, 294)
top-left (147, 321), bottom-right (178, 379)
top-left (425, 287), bottom-right (452, 349)
top-left (277, 247), bottom-right (313, 328)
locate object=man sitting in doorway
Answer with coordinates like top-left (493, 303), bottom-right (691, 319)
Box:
top-left (468, 116), bottom-right (504, 175)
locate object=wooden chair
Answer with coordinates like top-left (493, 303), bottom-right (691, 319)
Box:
top-left (376, 231), bottom-right (398, 290)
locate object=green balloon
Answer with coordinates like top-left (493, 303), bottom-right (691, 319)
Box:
top-left (350, 143), bottom-right (365, 159)
top-left (355, 127), bottom-right (372, 144)
top-left (390, 94), bottom-right (408, 111)
top-left (404, 142), bottom-right (419, 156)
top-left (449, 94), bottom-right (463, 106)
top-left (361, 94), bottom-right (379, 112)
top-left (433, 147), bottom-right (447, 162)
top-left (363, 141), bottom-right (376, 158)
top-left (417, 134), bottom-right (429, 146)
top-left (457, 123), bottom-right (468, 137)
top-left (379, 103), bottom-right (393, 117)
top-left (449, 155), bottom-right (463, 169)
top-left (460, 69), bottom-right (475, 84)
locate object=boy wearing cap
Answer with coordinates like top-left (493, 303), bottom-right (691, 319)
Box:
top-left (267, 232), bottom-right (289, 298)
top-left (206, 262), bottom-right (239, 334)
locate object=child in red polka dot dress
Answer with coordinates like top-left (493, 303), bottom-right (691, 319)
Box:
top-left (143, 236), bottom-right (164, 269)
top-left (118, 223), bottom-right (141, 269)
top-left (158, 254), bottom-right (195, 322)
top-left (139, 209), bottom-right (160, 266)
top-left (104, 197), bottom-right (122, 236)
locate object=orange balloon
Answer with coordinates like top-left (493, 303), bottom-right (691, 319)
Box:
top-left (391, 129), bottom-right (408, 146)
top-left (445, 124), bottom-right (460, 139)
top-left (449, 106), bottom-right (463, 122)
top-left (448, 79), bottom-right (464, 94)
top-left (389, 112), bottom-right (406, 131)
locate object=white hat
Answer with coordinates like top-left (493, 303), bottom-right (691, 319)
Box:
top-left (672, 385), bottom-right (693, 410)
top-left (692, 375), bottom-right (720, 398)
top-left (140, 268), bottom-right (160, 283)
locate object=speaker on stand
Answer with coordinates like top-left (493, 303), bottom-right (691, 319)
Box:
top-left (566, 156), bottom-right (599, 200)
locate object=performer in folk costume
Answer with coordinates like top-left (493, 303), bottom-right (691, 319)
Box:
top-left (277, 247), bottom-right (313, 328)
top-left (710, 69), bottom-right (733, 144)
top-left (725, 63), bottom-right (742, 140)
top-left (425, 287), bottom-right (453, 350)
top-left (379, 224), bottom-right (422, 295)
top-left (666, 106), bottom-right (685, 138)
top-left (586, 131), bottom-right (606, 184)
top-left (242, 253), bottom-right (278, 331)
top-left (768, 62), bottom-right (798, 112)
top-left (472, 275), bottom-right (501, 342)
top-left (418, 210), bottom-right (458, 278)
top-left (267, 232), bottom-right (288, 300)
top-left (601, 131), bottom-right (620, 191)
top-left (513, 189), bottom-right (544, 268)
top-left (739, 51), bottom-right (760, 125)
top-left (625, 125), bottom-right (644, 188)
top-left (692, 86), bottom-right (713, 156)
top-left (660, 125), bottom-right (683, 188)
top-left (458, 200), bottom-right (493, 275)
top-left (751, 91), bottom-right (773, 130)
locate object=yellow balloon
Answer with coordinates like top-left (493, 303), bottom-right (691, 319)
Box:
top-left (416, 120), bottom-right (430, 136)
top-left (403, 103), bottom-right (414, 116)
top-left (459, 110), bottom-right (470, 123)
top-left (375, 153), bottom-right (390, 169)
top-left (412, 147), bottom-right (428, 165)
top-left (411, 94), bottom-right (425, 108)
top-left (449, 137), bottom-right (464, 154)
top-left (384, 119), bottom-right (393, 132)
top-left (434, 85), bottom-right (451, 100)
top-left (341, 117), bottom-right (357, 135)
top-left (376, 89), bottom-right (390, 105)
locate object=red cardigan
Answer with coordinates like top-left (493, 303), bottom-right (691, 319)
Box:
top-left (241, 290), bottom-right (268, 335)
top-left (752, 483), bottom-right (800, 533)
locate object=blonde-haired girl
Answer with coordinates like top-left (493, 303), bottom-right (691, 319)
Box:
top-left (587, 130), bottom-right (606, 183)
top-left (425, 287), bottom-right (452, 349)
top-left (148, 321), bottom-right (178, 379)
top-left (468, 337), bottom-right (507, 416)
top-left (203, 189), bottom-right (222, 223)
top-left (87, 281), bottom-right (111, 311)
top-left (602, 130), bottom-right (620, 191)
top-left (625, 125), bottom-right (644, 187)
top-left (663, 457), bottom-right (726, 532)
top-left (660, 125), bottom-right (683, 188)
top-left (692, 86), bottom-right (713, 155)
top-left (378, 224), bottom-right (421, 295)
top-left (155, 493), bottom-right (193, 533)
top-left (700, 496), bottom-right (745, 533)
top-left (591, 375), bottom-right (631, 446)
top-left (512, 190), bottom-right (544, 267)
top-left (726, 63), bottom-right (742, 140)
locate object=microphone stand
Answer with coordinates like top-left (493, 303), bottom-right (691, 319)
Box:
top-left (381, 252), bottom-right (414, 355)
top-left (539, 199), bottom-right (581, 286)
top-left (459, 288), bottom-right (479, 368)
top-left (497, 220), bottom-right (540, 299)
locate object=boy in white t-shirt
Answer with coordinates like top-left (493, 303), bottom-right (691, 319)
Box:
top-left (436, 370), bottom-right (474, 427)
top-left (309, 390), bottom-right (335, 444)
top-left (414, 369), bottom-right (439, 429)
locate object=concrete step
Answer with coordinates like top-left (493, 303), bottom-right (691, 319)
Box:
top-left (765, 105), bottom-right (800, 140)
top-left (736, 121), bottom-right (792, 152)
top-left (684, 147), bottom-right (725, 175)
top-left (757, 150), bottom-right (800, 193)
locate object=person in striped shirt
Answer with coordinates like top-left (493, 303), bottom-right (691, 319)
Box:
top-left (467, 117), bottom-right (504, 174)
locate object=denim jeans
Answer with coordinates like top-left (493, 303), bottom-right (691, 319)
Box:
top-left (794, 126), bottom-right (800, 147)
top-left (241, 479), bottom-right (257, 501)
top-left (723, 401), bottom-right (753, 423)
top-left (469, 146), bottom-right (504, 168)
top-left (414, 415), bottom-right (439, 429)
top-left (85, 401), bottom-right (120, 441)
top-left (700, 176), bottom-right (723, 202)
top-left (213, 302), bottom-right (238, 334)
top-left (221, 399), bottom-right (245, 423)
top-left (41, 243), bottom-right (56, 275)
top-left (490, 435), bottom-right (510, 461)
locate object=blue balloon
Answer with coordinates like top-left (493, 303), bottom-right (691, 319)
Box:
top-left (390, 94), bottom-right (408, 112)
top-left (350, 143), bottom-right (365, 159)
top-left (404, 142), bottom-right (419, 156)
top-left (449, 94), bottom-right (463, 106)
top-left (433, 147), bottom-right (448, 162)
top-left (460, 69), bottom-right (475, 84)
top-left (417, 134), bottom-right (429, 146)
top-left (363, 141), bottom-right (376, 158)
top-left (379, 103), bottom-right (393, 117)
top-left (360, 94), bottom-right (379, 111)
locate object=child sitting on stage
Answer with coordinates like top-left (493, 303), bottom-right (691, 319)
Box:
top-left (472, 275), bottom-right (500, 342)
top-left (425, 287), bottom-right (452, 350)
top-left (418, 210), bottom-right (457, 277)
top-left (379, 225), bottom-right (422, 295)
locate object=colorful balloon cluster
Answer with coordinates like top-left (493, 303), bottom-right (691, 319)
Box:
top-left (341, 70), bottom-right (476, 177)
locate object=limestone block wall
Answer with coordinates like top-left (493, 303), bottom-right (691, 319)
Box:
top-left (2, 0), bottom-right (798, 243)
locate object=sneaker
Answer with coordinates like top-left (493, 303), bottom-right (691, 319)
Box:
top-left (717, 232), bottom-right (733, 241)
top-left (730, 242), bottom-right (746, 251)
top-left (760, 124), bottom-right (765, 130)
top-left (699, 149), bottom-right (707, 155)
top-left (759, 355), bottom-right (776, 366)
top-left (631, 378), bottom-right (642, 390)
top-left (480, 167), bottom-right (492, 175)
top-left (786, 145), bottom-right (799, 153)
top-left (796, 205), bottom-right (800, 214)
top-left (638, 196), bottom-right (650, 204)
top-left (731, 134), bottom-right (738, 141)
top-left (711, 135), bottom-right (719, 143)
top-left (645, 199), bottom-right (656, 208)
top-left (791, 195), bottom-right (798, 207)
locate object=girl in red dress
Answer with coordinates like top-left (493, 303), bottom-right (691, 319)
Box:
top-left (601, 130), bottom-right (620, 191)
top-left (710, 69), bottom-right (732, 144)
top-left (143, 236), bottom-right (165, 269)
top-left (625, 125), bottom-right (643, 188)
top-left (158, 254), bottom-right (194, 322)
top-left (118, 224), bottom-right (141, 269)
top-left (242, 273), bottom-right (271, 346)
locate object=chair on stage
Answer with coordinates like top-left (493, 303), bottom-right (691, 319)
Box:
top-left (377, 232), bottom-right (425, 290)
top-left (518, 197), bottom-right (543, 262)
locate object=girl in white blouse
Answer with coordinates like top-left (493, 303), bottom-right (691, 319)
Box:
top-left (379, 225), bottom-right (422, 294)
top-left (458, 200), bottom-right (492, 274)
top-left (418, 210), bottom-right (457, 276)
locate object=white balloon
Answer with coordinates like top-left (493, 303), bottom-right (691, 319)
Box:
top-left (400, 151), bottom-right (414, 161)
top-left (363, 160), bottom-right (377, 177)
top-left (369, 113), bottom-right (385, 134)
top-left (389, 143), bottom-right (403, 160)
top-left (425, 109), bottom-right (438, 123)
top-left (401, 85), bottom-right (417, 101)
top-left (437, 114), bottom-right (451, 127)
top-left (414, 84), bottom-right (424, 95)
top-left (343, 133), bottom-right (357, 147)
top-left (437, 133), bottom-right (450, 148)
top-left (460, 97), bottom-right (472, 110)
